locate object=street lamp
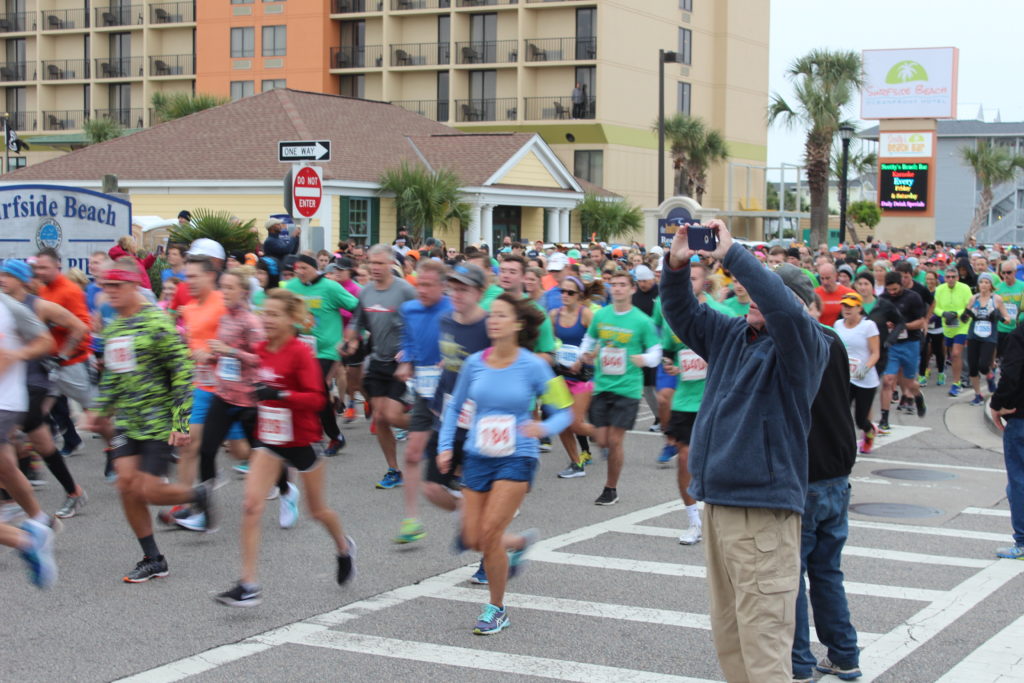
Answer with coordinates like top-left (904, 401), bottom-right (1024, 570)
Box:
top-left (658, 49), bottom-right (679, 206)
top-left (838, 124), bottom-right (855, 244)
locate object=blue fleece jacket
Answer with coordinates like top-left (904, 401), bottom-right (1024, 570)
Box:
top-left (659, 243), bottom-right (828, 514)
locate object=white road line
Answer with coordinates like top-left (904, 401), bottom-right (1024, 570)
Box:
top-left (850, 519), bottom-right (1009, 542)
top-left (626, 429), bottom-right (663, 437)
top-left (872, 425), bottom-right (931, 447)
top-left (859, 560), bottom-right (1024, 682)
top-left (934, 613), bottom-right (1024, 683)
top-left (285, 630), bottom-right (717, 683)
top-left (856, 456), bottom-right (1005, 474)
top-left (962, 507), bottom-right (1012, 518)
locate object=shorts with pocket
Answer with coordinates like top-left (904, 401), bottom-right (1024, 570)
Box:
top-left (588, 391), bottom-right (640, 430)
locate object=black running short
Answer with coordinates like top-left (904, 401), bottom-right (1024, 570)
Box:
top-left (665, 410), bottom-right (698, 445)
top-left (109, 430), bottom-right (174, 477)
top-left (425, 425), bottom-right (466, 492)
top-left (21, 386), bottom-right (50, 434)
top-left (588, 392), bottom-right (639, 430)
top-left (363, 359), bottom-right (407, 403)
top-left (256, 443), bottom-right (320, 472)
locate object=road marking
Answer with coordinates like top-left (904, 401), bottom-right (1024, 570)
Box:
top-left (857, 456), bottom-right (1005, 474)
top-left (873, 425), bottom-right (931, 447)
top-left (934, 612), bottom-right (1024, 683)
top-left (850, 519), bottom-right (1009, 542)
top-left (961, 507), bottom-right (1012, 518)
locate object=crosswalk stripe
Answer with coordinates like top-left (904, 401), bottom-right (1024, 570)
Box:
top-left (934, 612), bottom-right (1024, 683)
top-left (857, 456), bottom-right (1004, 474)
top-left (850, 519), bottom-right (1009, 542)
top-left (961, 507), bottom-right (1012, 517)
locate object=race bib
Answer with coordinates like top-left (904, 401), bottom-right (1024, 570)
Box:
top-left (443, 394), bottom-right (476, 430)
top-left (217, 356), bottom-right (241, 382)
top-left (848, 355), bottom-right (862, 377)
top-left (475, 414), bottom-right (516, 457)
top-left (194, 364), bottom-right (215, 387)
top-left (600, 346), bottom-right (626, 375)
top-left (1007, 303), bottom-right (1018, 319)
top-left (413, 366), bottom-right (441, 399)
top-left (257, 405), bottom-right (293, 445)
top-left (975, 320), bottom-right (993, 338)
top-left (299, 334), bottom-right (318, 355)
top-left (555, 344), bottom-right (581, 367)
top-left (105, 336), bottom-right (137, 374)
top-left (677, 349), bottom-right (707, 381)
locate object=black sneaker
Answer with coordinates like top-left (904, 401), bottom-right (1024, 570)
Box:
top-left (594, 487), bottom-right (618, 506)
top-left (337, 536), bottom-right (357, 584)
top-left (123, 555), bottom-right (169, 583)
top-left (915, 394), bottom-right (926, 418)
top-left (215, 582), bottom-right (263, 607)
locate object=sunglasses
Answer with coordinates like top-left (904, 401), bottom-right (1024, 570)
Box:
top-left (560, 289), bottom-right (579, 296)
top-left (1003, 270), bottom-right (1015, 275)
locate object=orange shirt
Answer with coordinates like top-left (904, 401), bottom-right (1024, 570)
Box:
top-left (182, 290), bottom-right (227, 390)
top-left (815, 284), bottom-right (855, 328)
top-left (542, 274), bottom-right (559, 291)
top-left (39, 274), bottom-right (91, 364)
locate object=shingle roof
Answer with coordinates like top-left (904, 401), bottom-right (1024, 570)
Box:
top-left (406, 132), bottom-right (537, 185)
top-left (859, 119), bottom-right (1024, 140)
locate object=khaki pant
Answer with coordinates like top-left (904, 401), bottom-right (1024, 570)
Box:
top-left (703, 503), bottom-right (801, 683)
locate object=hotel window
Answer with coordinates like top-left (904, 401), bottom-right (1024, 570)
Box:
top-left (679, 0), bottom-right (692, 10)
top-left (574, 151), bottom-right (603, 187)
top-left (231, 0), bottom-right (253, 4)
top-left (230, 80), bottom-right (255, 100)
top-left (262, 25), bottom-right (286, 57)
top-left (231, 27), bottom-right (254, 58)
top-left (340, 75), bottom-right (364, 99)
top-left (678, 28), bottom-right (691, 65)
top-left (262, 79), bottom-right (285, 91)
top-left (677, 82), bottom-right (691, 115)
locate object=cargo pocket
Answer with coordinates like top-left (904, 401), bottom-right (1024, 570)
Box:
top-left (754, 525), bottom-right (797, 627)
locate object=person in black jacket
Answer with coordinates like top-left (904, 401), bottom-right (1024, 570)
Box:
top-left (989, 323), bottom-right (1024, 560)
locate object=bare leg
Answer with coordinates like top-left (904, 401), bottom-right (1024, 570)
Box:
top-left (464, 481), bottom-right (530, 608)
top-left (403, 430), bottom-right (430, 518)
top-left (604, 427), bottom-right (627, 488)
top-left (114, 458), bottom-right (153, 540)
top-left (299, 461), bottom-right (348, 554)
top-left (239, 449), bottom-right (281, 585)
top-left (0, 445), bottom-right (42, 518)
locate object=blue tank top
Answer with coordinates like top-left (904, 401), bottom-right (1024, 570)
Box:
top-left (553, 307), bottom-right (586, 347)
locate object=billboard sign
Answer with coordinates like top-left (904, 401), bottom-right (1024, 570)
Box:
top-left (861, 48), bottom-right (958, 119)
top-left (879, 162), bottom-right (929, 211)
top-left (879, 131), bottom-right (933, 158)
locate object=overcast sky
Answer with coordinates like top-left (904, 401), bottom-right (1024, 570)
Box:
top-left (766, 0), bottom-right (1024, 177)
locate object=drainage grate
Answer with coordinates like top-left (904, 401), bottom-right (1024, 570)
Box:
top-left (871, 468), bottom-right (957, 481)
top-left (849, 503), bottom-right (943, 518)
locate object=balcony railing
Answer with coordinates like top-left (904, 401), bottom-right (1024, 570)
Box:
top-left (524, 36), bottom-right (596, 61)
top-left (8, 111), bottom-right (27, 130)
top-left (455, 40), bottom-right (518, 65)
top-left (41, 9), bottom-right (89, 30)
top-left (456, 0), bottom-right (518, 6)
top-left (95, 57), bottom-right (145, 78)
top-left (42, 59), bottom-right (91, 80)
top-left (0, 12), bottom-right (32, 32)
top-left (96, 5), bottom-right (143, 27)
top-left (524, 95), bottom-right (595, 120)
top-left (150, 54), bottom-right (194, 76)
top-left (390, 42), bottom-right (450, 67)
top-left (391, 0), bottom-right (451, 9)
top-left (331, 0), bottom-right (383, 12)
top-left (391, 99), bottom-right (449, 122)
top-left (43, 110), bottom-right (88, 130)
top-left (95, 108), bottom-right (145, 128)
top-left (151, 1), bottom-right (194, 24)
top-left (0, 62), bottom-right (27, 82)
top-left (454, 97), bottom-right (517, 122)
top-left (330, 45), bottom-right (383, 69)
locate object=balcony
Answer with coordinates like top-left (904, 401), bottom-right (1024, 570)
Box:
top-left (524, 95), bottom-right (595, 120)
top-left (456, 0), bottom-right (518, 6)
top-left (151, 1), bottom-right (194, 24)
top-left (454, 97), bottom-right (516, 122)
top-left (330, 45), bottom-right (383, 69)
top-left (149, 54), bottom-right (194, 76)
top-left (95, 108), bottom-right (145, 128)
top-left (8, 111), bottom-right (27, 130)
top-left (524, 36), bottom-right (596, 62)
top-left (390, 42), bottom-right (450, 67)
top-left (391, 0), bottom-right (451, 9)
top-left (330, 0), bottom-right (383, 12)
top-left (41, 9), bottom-right (90, 30)
top-left (455, 40), bottom-right (518, 65)
top-left (42, 59), bottom-right (91, 80)
top-left (391, 99), bottom-right (449, 122)
top-left (43, 110), bottom-right (88, 131)
top-left (0, 62), bottom-right (27, 82)
top-left (0, 12), bottom-right (32, 32)
top-left (95, 57), bottom-right (144, 78)
top-left (95, 5), bottom-right (143, 28)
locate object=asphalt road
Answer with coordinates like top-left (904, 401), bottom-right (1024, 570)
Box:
top-left (2, 385), bottom-right (1022, 683)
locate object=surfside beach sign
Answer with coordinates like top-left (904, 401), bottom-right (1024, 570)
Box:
top-left (861, 47), bottom-right (959, 120)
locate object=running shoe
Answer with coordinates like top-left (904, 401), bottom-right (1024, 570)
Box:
top-left (27, 474), bottom-right (47, 489)
top-left (157, 504), bottom-right (191, 526)
top-left (557, 463), bottom-right (586, 478)
top-left (915, 394), bottom-right (927, 418)
top-left (324, 435), bottom-right (346, 456)
top-left (473, 603), bottom-right (509, 635)
top-left (948, 383), bottom-right (961, 397)
top-left (816, 657), bottom-right (863, 680)
top-left (369, 418), bottom-right (377, 435)
top-left (173, 511), bottom-right (209, 533)
top-left (333, 395), bottom-right (344, 416)
top-left (364, 400), bottom-right (372, 419)
top-left (538, 437), bottom-right (552, 453)
top-left (18, 519), bottom-right (57, 589)
top-left (936, 372), bottom-right (946, 386)
top-left (337, 536), bottom-right (357, 584)
top-left (470, 559), bottom-right (488, 585)
top-left (123, 555), bottom-right (168, 583)
top-left (918, 372), bottom-right (928, 386)
top-left (452, 526), bottom-right (469, 555)
top-left (657, 444), bottom-right (677, 466)
top-left (194, 480), bottom-right (217, 532)
top-left (508, 528), bottom-right (539, 579)
top-left (578, 450), bottom-right (592, 467)
top-left (375, 468), bottom-right (403, 489)
top-left (59, 434), bottom-right (83, 457)
top-left (594, 487), bottom-right (618, 506)
top-left (859, 429), bottom-right (875, 455)
top-left (279, 482), bottom-right (300, 529)
top-left (394, 518), bottom-right (425, 544)
top-left (104, 449), bottom-right (117, 484)
top-left (266, 486), bottom-right (281, 501)
top-left (877, 421), bottom-right (891, 435)
top-left (215, 582), bottom-right (263, 607)
top-left (995, 544), bottom-right (1024, 560)
top-left (55, 490), bottom-right (87, 519)
top-left (393, 429), bottom-right (408, 442)
top-left (648, 423), bottom-right (662, 433)
top-left (233, 461), bottom-right (250, 475)
top-left (343, 406), bottom-right (357, 423)
top-left (678, 526), bottom-right (702, 545)
top-left (988, 374), bottom-right (998, 394)
top-left (971, 394), bottom-right (986, 406)
top-left (891, 390), bottom-right (900, 404)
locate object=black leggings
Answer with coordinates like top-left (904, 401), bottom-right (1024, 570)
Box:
top-left (968, 340), bottom-right (997, 378)
top-left (318, 358), bottom-right (340, 441)
top-left (850, 384), bottom-right (876, 433)
top-left (199, 395), bottom-right (288, 493)
top-left (920, 333), bottom-right (945, 376)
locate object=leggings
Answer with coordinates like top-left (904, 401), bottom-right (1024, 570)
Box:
top-left (920, 333), bottom-right (945, 376)
top-left (968, 339), bottom-right (997, 378)
top-left (199, 395), bottom-right (288, 493)
top-left (849, 384), bottom-right (877, 434)
top-left (318, 358), bottom-right (341, 441)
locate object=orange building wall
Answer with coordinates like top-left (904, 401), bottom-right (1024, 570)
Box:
top-left (196, 0), bottom-right (336, 97)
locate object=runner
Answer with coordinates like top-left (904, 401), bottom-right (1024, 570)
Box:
top-left (327, 258), bottom-right (367, 424)
top-left (996, 259), bottom-right (1024, 363)
top-left (919, 270), bottom-right (945, 387)
top-left (437, 293), bottom-right (573, 634)
top-left (933, 265), bottom-right (972, 397)
top-left (834, 292), bottom-right (881, 454)
top-left (550, 275), bottom-right (595, 478)
top-left (879, 271), bottom-right (927, 430)
top-left (215, 289), bottom-right (355, 607)
top-left (965, 273), bottom-right (1012, 406)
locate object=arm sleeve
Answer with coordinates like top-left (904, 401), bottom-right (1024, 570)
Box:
top-left (284, 348), bottom-right (327, 413)
top-left (992, 330), bottom-right (1024, 411)
top-left (235, 312), bottom-right (265, 369)
top-left (155, 315), bottom-right (195, 434)
top-left (438, 355), bottom-right (474, 453)
top-left (329, 280), bottom-right (359, 312)
top-left (141, 254), bottom-right (157, 270)
top-left (658, 259), bottom-right (733, 362)
top-left (638, 344), bottom-right (663, 368)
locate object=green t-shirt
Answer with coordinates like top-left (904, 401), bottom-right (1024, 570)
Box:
top-left (480, 284), bottom-right (504, 309)
top-left (914, 271), bottom-right (927, 286)
top-left (933, 281), bottom-right (972, 337)
top-left (996, 280), bottom-right (1024, 333)
top-left (481, 290), bottom-right (556, 354)
top-left (252, 289), bottom-right (266, 310)
top-left (283, 276), bottom-right (358, 360)
top-left (803, 268), bottom-right (820, 288)
top-left (719, 296), bottom-right (750, 318)
top-left (661, 325), bottom-right (706, 413)
top-left (650, 298), bottom-right (664, 329)
top-left (585, 305), bottom-right (658, 399)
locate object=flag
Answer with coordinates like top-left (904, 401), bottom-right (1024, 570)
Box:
top-left (6, 126), bottom-right (27, 153)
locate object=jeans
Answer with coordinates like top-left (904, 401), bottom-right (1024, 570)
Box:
top-left (792, 476), bottom-right (859, 678)
top-left (1002, 419), bottom-right (1024, 546)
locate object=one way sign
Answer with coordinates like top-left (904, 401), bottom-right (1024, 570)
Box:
top-left (278, 140), bottom-right (331, 162)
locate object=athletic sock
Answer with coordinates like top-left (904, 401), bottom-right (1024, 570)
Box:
top-left (18, 455), bottom-right (34, 480)
top-left (139, 534), bottom-right (159, 558)
top-left (42, 450), bottom-right (77, 495)
top-left (685, 503), bottom-right (701, 526)
top-left (880, 409), bottom-right (889, 423)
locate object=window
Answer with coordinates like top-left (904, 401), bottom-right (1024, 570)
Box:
top-left (677, 81), bottom-right (690, 115)
top-left (469, 12), bottom-right (496, 62)
top-left (348, 198), bottom-right (370, 245)
top-left (340, 74), bottom-right (364, 98)
top-left (230, 27), bottom-right (255, 58)
top-left (437, 15), bottom-right (450, 64)
top-left (679, 0), bottom-right (692, 10)
top-left (262, 25), bottom-right (286, 57)
top-left (261, 79), bottom-right (285, 91)
top-left (109, 83), bottom-right (132, 125)
top-left (8, 157), bottom-right (26, 170)
top-left (436, 70), bottom-right (449, 121)
top-left (678, 28), bottom-right (691, 65)
top-left (230, 0), bottom-right (253, 4)
top-left (574, 151), bottom-right (603, 187)
top-left (575, 65), bottom-right (595, 98)
top-left (575, 7), bottom-right (596, 60)
top-left (6, 87), bottom-right (25, 129)
top-left (230, 80), bottom-right (255, 100)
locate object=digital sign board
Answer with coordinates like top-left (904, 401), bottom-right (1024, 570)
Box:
top-left (879, 163), bottom-right (929, 211)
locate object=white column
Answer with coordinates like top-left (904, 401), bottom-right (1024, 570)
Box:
top-left (467, 203), bottom-right (482, 246)
top-left (545, 208), bottom-right (560, 243)
top-left (558, 208), bottom-right (570, 243)
top-left (481, 204), bottom-right (494, 251)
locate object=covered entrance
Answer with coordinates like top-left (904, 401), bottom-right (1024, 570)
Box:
top-left (491, 205), bottom-right (521, 252)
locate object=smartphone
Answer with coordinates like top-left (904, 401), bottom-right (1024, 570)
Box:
top-left (687, 225), bottom-right (717, 252)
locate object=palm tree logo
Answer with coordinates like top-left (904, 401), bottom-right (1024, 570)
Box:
top-left (885, 60), bottom-right (929, 84)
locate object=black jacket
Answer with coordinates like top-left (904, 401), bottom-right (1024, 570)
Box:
top-left (807, 327), bottom-right (857, 482)
top-left (991, 324), bottom-right (1024, 419)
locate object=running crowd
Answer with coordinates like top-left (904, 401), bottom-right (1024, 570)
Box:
top-left (1, 216), bottom-right (1023, 682)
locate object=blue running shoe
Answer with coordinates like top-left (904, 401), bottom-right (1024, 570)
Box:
top-left (19, 519), bottom-right (57, 589)
top-left (816, 657), bottom-right (862, 680)
top-left (996, 544), bottom-right (1024, 560)
top-left (988, 374), bottom-right (998, 394)
top-left (657, 444), bottom-right (677, 466)
top-left (470, 559), bottom-right (488, 585)
top-left (508, 528), bottom-right (539, 579)
top-left (375, 468), bottom-right (403, 489)
top-left (232, 461), bottom-right (249, 475)
top-left (948, 383), bottom-right (961, 397)
top-left (970, 394), bottom-right (986, 406)
top-left (473, 603), bottom-right (509, 635)
top-left (393, 429), bottom-right (408, 442)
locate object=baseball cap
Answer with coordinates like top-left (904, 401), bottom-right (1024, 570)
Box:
top-left (774, 264), bottom-right (815, 307)
top-left (840, 292), bottom-right (863, 307)
top-left (449, 264), bottom-right (486, 289)
top-left (264, 218), bottom-right (284, 230)
top-left (1, 259), bottom-right (32, 283)
top-left (547, 253), bottom-right (569, 271)
top-left (187, 238), bottom-right (226, 260)
top-left (634, 265), bottom-right (656, 281)
top-left (335, 256), bottom-right (355, 271)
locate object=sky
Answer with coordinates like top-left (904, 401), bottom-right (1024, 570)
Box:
top-left (766, 0), bottom-right (1024, 178)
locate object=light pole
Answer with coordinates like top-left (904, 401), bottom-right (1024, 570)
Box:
top-left (657, 49), bottom-right (679, 206)
top-left (838, 124), bottom-right (855, 245)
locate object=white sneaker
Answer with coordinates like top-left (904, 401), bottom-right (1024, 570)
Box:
top-left (678, 526), bottom-right (702, 545)
top-left (279, 482), bottom-right (300, 529)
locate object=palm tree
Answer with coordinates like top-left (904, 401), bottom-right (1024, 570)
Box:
top-left (657, 115), bottom-right (728, 203)
top-left (378, 162), bottom-right (471, 245)
top-left (961, 141), bottom-right (1024, 242)
top-left (768, 48), bottom-right (862, 246)
top-left (83, 116), bottom-right (124, 145)
top-left (169, 209), bottom-right (259, 254)
top-left (576, 194), bottom-right (643, 242)
top-left (151, 92), bottom-right (229, 123)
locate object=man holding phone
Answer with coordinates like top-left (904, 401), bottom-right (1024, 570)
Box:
top-left (660, 219), bottom-right (829, 682)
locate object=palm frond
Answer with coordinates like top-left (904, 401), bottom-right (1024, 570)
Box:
top-left (169, 209), bottom-right (259, 254)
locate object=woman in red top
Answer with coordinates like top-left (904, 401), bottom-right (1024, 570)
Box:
top-left (215, 289), bottom-right (355, 607)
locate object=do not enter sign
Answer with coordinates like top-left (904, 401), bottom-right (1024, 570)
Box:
top-left (292, 166), bottom-right (323, 218)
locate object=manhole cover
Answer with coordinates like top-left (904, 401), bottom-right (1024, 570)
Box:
top-left (850, 503), bottom-right (943, 518)
top-left (871, 468), bottom-right (957, 481)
